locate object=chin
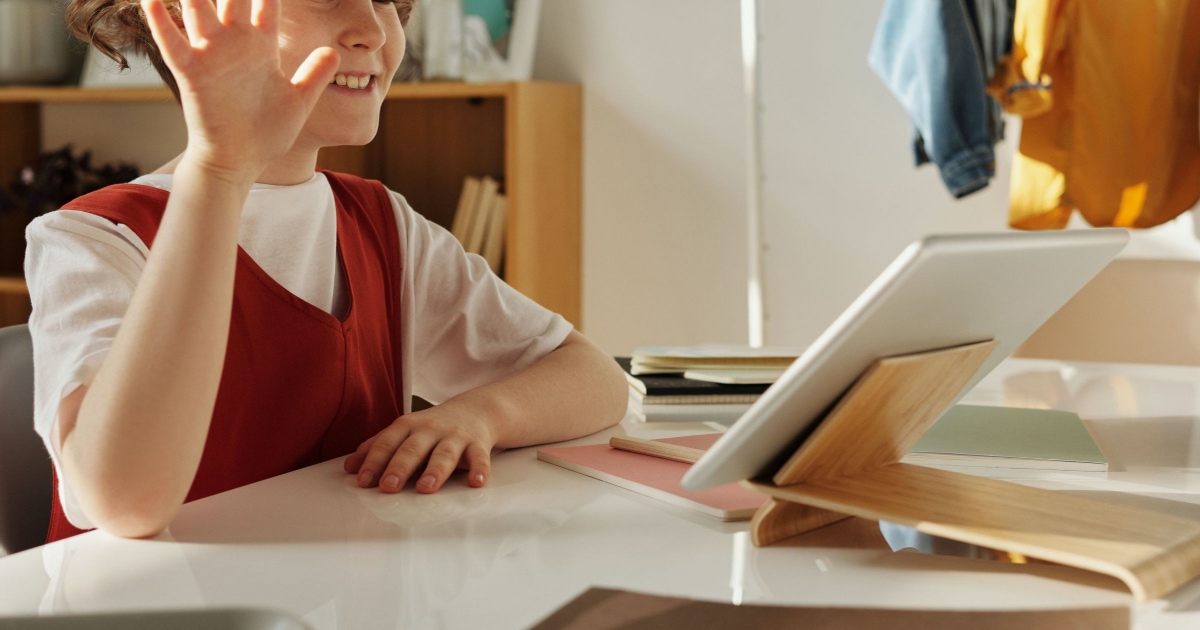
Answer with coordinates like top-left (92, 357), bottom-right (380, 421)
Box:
top-left (317, 123), bottom-right (381, 149)
top-left (334, 131), bottom-right (379, 147)
top-left (308, 102), bottom-right (382, 148)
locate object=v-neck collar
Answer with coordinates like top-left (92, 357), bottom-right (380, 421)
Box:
top-left (232, 185), bottom-right (356, 332)
top-left (129, 173), bottom-right (355, 332)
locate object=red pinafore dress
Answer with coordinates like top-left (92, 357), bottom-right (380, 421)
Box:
top-left (45, 171), bottom-right (404, 542)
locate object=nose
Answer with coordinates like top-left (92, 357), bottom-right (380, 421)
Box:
top-left (338, 0), bottom-right (387, 52)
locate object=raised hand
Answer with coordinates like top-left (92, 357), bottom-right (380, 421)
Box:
top-left (141, 0), bottom-right (340, 183)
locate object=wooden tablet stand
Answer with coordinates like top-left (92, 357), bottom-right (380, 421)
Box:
top-left (742, 340), bottom-right (1200, 602)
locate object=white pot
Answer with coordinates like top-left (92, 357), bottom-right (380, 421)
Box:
top-left (0, 0), bottom-right (71, 84)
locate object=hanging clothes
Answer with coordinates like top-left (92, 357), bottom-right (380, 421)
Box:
top-left (869, 0), bottom-right (1015, 198)
top-left (992, 0), bottom-right (1200, 229)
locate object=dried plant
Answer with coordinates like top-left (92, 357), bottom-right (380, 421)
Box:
top-left (0, 145), bottom-right (140, 218)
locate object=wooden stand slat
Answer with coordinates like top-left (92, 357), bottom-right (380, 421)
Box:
top-left (745, 340), bottom-right (1200, 601)
top-left (774, 341), bottom-right (997, 485)
top-left (750, 498), bottom-right (850, 547)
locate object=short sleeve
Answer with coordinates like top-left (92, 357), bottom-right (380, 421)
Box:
top-left (24, 211), bottom-right (150, 530)
top-left (390, 191), bottom-right (574, 404)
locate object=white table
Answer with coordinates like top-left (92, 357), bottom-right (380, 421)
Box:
top-left (5, 358), bottom-right (1200, 628)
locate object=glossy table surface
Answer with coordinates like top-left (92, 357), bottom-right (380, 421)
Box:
top-left (6, 358), bottom-right (1200, 628)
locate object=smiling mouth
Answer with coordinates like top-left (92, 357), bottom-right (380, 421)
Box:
top-left (330, 74), bottom-right (375, 90)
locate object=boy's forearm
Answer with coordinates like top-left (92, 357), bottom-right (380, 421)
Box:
top-left (64, 158), bottom-right (252, 537)
top-left (445, 330), bottom-right (628, 449)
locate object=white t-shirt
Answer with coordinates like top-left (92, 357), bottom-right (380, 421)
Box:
top-left (24, 172), bottom-right (574, 530)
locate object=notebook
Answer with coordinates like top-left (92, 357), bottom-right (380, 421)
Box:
top-left (630, 403), bottom-right (751, 424)
top-left (630, 345), bottom-right (802, 375)
top-left (537, 434), bottom-right (763, 520)
top-left (683, 368), bottom-right (786, 384)
top-left (902, 405), bottom-right (1108, 472)
top-left (617, 357), bottom-right (770, 399)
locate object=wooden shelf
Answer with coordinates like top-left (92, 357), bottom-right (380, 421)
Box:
top-left (0, 81), bottom-right (582, 326)
top-left (0, 81), bottom-right (521, 103)
top-left (0, 276), bottom-right (30, 329)
top-left (0, 86), bottom-right (175, 103)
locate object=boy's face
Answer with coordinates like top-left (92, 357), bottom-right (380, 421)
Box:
top-left (278, 0), bottom-right (407, 151)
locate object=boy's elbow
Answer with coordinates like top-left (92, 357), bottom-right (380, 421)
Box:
top-left (87, 491), bottom-right (180, 539)
top-left (60, 411), bottom-right (186, 539)
top-left (65, 454), bottom-right (183, 539)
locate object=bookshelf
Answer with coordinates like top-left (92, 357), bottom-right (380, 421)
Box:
top-left (0, 81), bottom-right (582, 327)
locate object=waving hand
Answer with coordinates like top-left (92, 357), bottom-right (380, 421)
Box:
top-left (141, 0), bottom-right (340, 181)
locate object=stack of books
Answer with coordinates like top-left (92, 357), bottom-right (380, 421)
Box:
top-left (620, 345), bottom-right (802, 424)
top-left (450, 176), bottom-right (508, 274)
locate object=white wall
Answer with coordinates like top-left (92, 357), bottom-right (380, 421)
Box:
top-left (756, 0), bottom-right (1010, 347)
top-left (534, 0), bottom-right (749, 355)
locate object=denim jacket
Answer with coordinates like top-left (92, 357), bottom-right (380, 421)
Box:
top-left (869, 0), bottom-right (1014, 198)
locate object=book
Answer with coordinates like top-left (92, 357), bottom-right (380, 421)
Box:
top-left (630, 345), bottom-right (802, 376)
top-left (902, 405), bottom-right (1108, 472)
top-left (537, 434), bottom-right (764, 520)
top-left (630, 403), bottom-right (752, 424)
top-left (465, 176), bottom-right (499, 254)
top-left (533, 588), bottom-right (1129, 630)
top-left (617, 358), bottom-right (769, 400)
top-left (634, 394), bottom-right (760, 405)
top-left (481, 193), bottom-right (507, 273)
top-left (683, 368), bottom-right (785, 384)
top-left (449, 177), bottom-right (483, 243)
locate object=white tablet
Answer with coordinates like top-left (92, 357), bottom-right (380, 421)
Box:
top-left (681, 229), bottom-right (1129, 490)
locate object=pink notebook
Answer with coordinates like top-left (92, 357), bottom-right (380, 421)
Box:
top-left (537, 434), bottom-right (765, 521)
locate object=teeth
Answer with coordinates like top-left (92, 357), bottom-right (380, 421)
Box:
top-left (331, 74), bottom-right (372, 90)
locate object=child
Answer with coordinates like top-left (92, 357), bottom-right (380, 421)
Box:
top-left (26, 0), bottom-right (628, 542)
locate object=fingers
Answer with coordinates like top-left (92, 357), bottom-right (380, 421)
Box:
top-left (343, 437), bottom-right (374, 473)
top-left (218, 0), bottom-right (251, 26)
top-left (178, 0), bottom-right (220, 43)
top-left (291, 47), bottom-right (340, 111)
top-left (464, 443), bottom-right (491, 488)
top-left (377, 432), bottom-right (439, 493)
top-left (355, 425), bottom-right (410, 488)
top-left (350, 413), bottom-right (494, 494)
top-left (251, 0), bottom-right (277, 31)
top-left (414, 440), bottom-right (468, 493)
top-left (141, 0), bottom-right (191, 69)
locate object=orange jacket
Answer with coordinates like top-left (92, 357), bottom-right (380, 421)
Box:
top-left (991, 0), bottom-right (1200, 229)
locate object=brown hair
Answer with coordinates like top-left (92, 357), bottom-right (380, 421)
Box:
top-left (65, 0), bottom-right (416, 104)
top-left (66, 0), bottom-right (183, 101)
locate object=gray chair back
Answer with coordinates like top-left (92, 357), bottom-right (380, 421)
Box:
top-left (0, 324), bottom-right (50, 555)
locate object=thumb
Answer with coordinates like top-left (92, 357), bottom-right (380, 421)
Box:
top-left (291, 47), bottom-right (340, 111)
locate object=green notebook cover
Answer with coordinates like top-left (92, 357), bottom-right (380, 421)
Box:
top-left (907, 404), bottom-right (1107, 471)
